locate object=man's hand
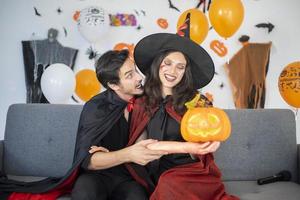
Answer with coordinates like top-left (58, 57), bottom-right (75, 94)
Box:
top-left (124, 139), bottom-right (168, 166)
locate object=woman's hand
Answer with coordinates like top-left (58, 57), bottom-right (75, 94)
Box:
top-left (146, 141), bottom-right (221, 155)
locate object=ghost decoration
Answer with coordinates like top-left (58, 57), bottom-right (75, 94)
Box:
top-left (78, 6), bottom-right (109, 44)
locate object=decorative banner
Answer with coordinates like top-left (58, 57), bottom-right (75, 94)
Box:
top-left (157, 18), bottom-right (169, 29)
top-left (78, 6), bottom-right (109, 43)
top-left (113, 43), bottom-right (135, 59)
top-left (181, 107), bottom-right (231, 142)
top-left (177, 9), bottom-right (209, 44)
top-left (41, 63), bottom-right (75, 104)
top-left (109, 13), bottom-right (137, 26)
top-left (209, 0), bottom-right (244, 39)
top-left (278, 62), bottom-right (300, 108)
top-left (75, 69), bottom-right (101, 102)
top-left (210, 40), bottom-right (228, 57)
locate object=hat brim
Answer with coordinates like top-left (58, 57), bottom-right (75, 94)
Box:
top-left (134, 33), bottom-right (215, 89)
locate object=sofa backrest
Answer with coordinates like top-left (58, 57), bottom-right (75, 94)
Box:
top-left (3, 104), bottom-right (83, 177)
top-left (215, 109), bottom-right (297, 182)
top-left (3, 105), bottom-right (297, 182)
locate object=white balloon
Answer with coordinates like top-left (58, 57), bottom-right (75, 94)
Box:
top-left (41, 63), bottom-right (76, 104)
top-left (78, 6), bottom-right (109, 44)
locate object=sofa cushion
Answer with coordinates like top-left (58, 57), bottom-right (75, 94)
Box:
top-left (215, 109), bottom-right (298, 182)
top-left (4, 104), bottom-right (83, 177)
top-left (224, 181), bottom-right (300, 200)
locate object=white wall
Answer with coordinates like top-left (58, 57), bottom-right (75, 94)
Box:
top-left (0, 0), bottom-right (300, 141)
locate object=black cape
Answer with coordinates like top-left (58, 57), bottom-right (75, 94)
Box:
top-left (0, 90), bottom-right (127, 194)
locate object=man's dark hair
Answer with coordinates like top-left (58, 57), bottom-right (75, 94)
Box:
top-left (95, 49), bottom-right (129, 89)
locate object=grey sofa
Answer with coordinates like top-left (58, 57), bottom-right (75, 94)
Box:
top-left (1, 104), bottom-right (300, 200)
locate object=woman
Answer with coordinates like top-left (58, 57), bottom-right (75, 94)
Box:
top-left (126, 33), bottom-right (239, 200)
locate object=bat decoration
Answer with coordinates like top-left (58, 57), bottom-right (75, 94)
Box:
top-left (134, 9), bottom-right (139, 16)
top-left (63, 27), bottom-right (67, 37)
top-left (140, 10), bottom-right (146, 16)
top-left (168, 0), bottom-right (180, 12)
top-left (86, 46), bottom-right (100, 60)
top-left (219, 83), bottom-right (224, 89)
top-left (239, 35), bottom-right (250, 43)
top-left (196, 0), bottom-right (206, 13)
top-left (195, 0), bottom-right (212, 13)
top-left (34, 7), bottom-right (41, 17)
top-left (136, 25), bottom-right (142, 30)
top-left (57, 7), bottom-right (62, 14)
top-left (207, 0), bottom-right (212, 11)
top-left (255, 22), bottom-right (274, 33)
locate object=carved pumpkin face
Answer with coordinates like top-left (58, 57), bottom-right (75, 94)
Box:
top-left (181, 107), bottom-right (231, 142)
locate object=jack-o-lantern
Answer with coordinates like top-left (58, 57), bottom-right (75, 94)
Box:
top-left (181, 107), bottom-right (231, 142)
top-left (210, 40), bottom-right (227, 57)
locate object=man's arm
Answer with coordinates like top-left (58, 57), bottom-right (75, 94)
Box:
top-left (88, 139), bottom-right (167, 170)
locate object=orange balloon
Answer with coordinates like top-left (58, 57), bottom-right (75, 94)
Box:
top-left (177, 9), bottom-right (209, 44)
top-left (181, 107), bottom-right (231, 142)
top-left (278, 62), bottom-right (300, 108)
top-left (209, 0), bottom-right (244, 39)
top-left (75, 69), bottom-right (101, 102)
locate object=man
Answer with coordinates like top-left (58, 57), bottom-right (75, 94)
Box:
top-left (71, 49), bottom-right (167, 200)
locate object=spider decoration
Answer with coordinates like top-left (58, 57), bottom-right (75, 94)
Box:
top-left (86, 46), bottom-right (100, 60)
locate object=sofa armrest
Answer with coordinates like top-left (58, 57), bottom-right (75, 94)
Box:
top-left (0, 140), bottom-right (3, 172)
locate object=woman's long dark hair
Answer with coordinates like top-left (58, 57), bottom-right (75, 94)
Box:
top-left (144, 50), bottom-right (197, 115)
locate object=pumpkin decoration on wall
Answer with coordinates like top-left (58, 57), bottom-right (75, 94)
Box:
top-left (181, 94), bottom-right (231, 142)
top-left (157, 18), bottom-right (169, 29)
top-left (210, 40), bottom-right (228, 57)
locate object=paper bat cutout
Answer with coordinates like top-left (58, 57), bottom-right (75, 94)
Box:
top-left (34, 7), bottom-right (41, 16)
top-left (255, 22), bottom-right (274, 33)
top-left (168, 0), bottom-right (180, 12)
top-left (63, 27), bottom-right (67, 37)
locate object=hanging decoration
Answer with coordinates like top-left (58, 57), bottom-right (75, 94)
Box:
top-left (33, 7), bottom-right (41, 17)
top-left (278, 62), bottom-right (300, 108)
top-left (22, 28), bottom-right (78, 103)
top-left (224, 42), bottom-right (272, 108)
top-left (109, 13), bottom-right (137, 26)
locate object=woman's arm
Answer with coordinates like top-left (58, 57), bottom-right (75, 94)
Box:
top-left (146, 141), bottom-right (220, 155)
